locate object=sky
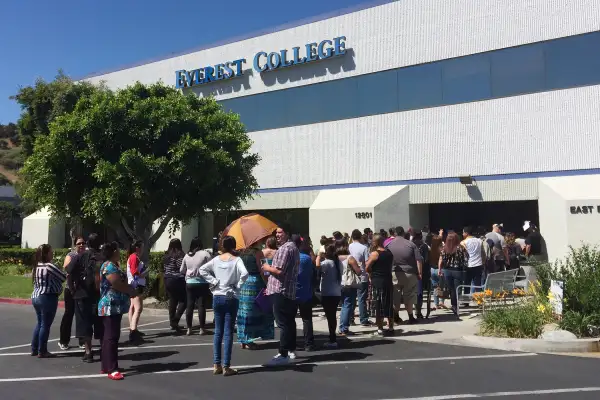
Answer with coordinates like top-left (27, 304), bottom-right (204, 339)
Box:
top-left (0, 0), bottom-right (372, 124)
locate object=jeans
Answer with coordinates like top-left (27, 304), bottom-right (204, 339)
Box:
top-left (443, 269), bottom-right (465, 310)
top-left (339, 287), bottom-right (357, 333)
top-left (165, 277), bottom-right (186, 328)
top-left (213, 295), bottom-right (239, 367)
top-left (185, 283), bottom-right (211, 329)
top-left (272, 293), bottom-right (297, 357)
top-left (321, 296), bottom-right (340, 343)
top-left (297, 299), bottom-right (314, 347)
top-left (464, 266), bottom-right (484, 294)
top-left (356, 281), bottom-right (370, 324)
top-left (31, 294), bottom-right (59, 354)
top-left (101, 314), bottom-right (122, 373)
top-left (430, 268), bottom-right (441, 306)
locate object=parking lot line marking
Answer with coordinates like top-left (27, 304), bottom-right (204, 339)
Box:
top-left (0, 319), bottom-right (170, 352)
top-left (0, 342), bottom-right (218, 357)
top-left (0, 352), bottom-right (537, 382)
top-left (379, 386), bottom-right (600, 399)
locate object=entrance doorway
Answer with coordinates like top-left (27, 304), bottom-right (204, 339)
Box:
top-left (428, 200), bottom-right (539, 237)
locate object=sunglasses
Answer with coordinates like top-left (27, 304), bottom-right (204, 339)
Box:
top-left (76, 242), bottom-right (85, 246)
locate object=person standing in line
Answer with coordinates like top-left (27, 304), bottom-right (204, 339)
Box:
top-left (181, 237), bottom-right (212, 336)
top-left (438, 232), bottom-right (469, 317)
top-left (337, 240), bottom-right (363, 335)
top-left (98, 242), bottom-right (137, 380)
top-left (237, 241), bottom-right (275, 349)
top-left (428, 232), bottom-right (444, 310)
top-left (412, 231), bottom-right (429, 319)
top-left (262, 236), bottom-right (278, 262)
top-left (365, 234), bottom-right (394, 336)
top-left (386, 230), bottom-right (423, 324)
top-left (349, 229), bottom-right (373, 327)
top-left (163, 238), bottom-right (187, 331)
top-left (66, 233), bottom-right (104, 363)
top-left (261, 223), bottom-right (300, 366)
top-left (31, 244), bottom-right (66, 358)
top-left (127, 240), bottom-right (148, 343)
top-left (461, 226), bottom-right (485, 294)
top-left (315, 243), bottom-right (343, 348)
top-left (196, 236), bottom-right (248, 376)
top-left (58, 237), bottom-right (85, 350)
top-left (504, 233), bottom-right (522, 271)
top-left (485, 224), bottom-right (508, 272)
top-left (295, 236), bottom-right (315, 351)
top-left (524, 222), bottom-right (544, 261)
top-left (364, 228), bottom-right (373, 246)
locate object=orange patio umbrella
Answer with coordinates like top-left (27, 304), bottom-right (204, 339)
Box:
top-left (222, 213), bottom-right (278, 250)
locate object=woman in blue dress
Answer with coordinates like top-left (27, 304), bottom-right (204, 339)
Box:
top-left (236, 242), bottom-right (275, 349)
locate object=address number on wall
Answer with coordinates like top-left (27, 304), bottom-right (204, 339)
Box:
top-left (355, 212), bottom-right (373, 219)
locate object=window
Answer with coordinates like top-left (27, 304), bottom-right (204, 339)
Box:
top-left (491, 45), bottom-right (545, 97)
top-left (442, 54), bottom-right (492, 104)
top-left (545, 31), bottom-right (600, 90)
top-left (356, 70), bottom-right (398, 116)
top-left (398, 63), bottom-right (443, 111)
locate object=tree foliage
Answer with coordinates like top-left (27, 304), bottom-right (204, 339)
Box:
top-left (20, 81), bottom-right (259, 255)
top-left (10, 70), bottom-right (97, 156)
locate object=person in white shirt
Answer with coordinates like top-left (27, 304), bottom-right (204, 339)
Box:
top-left (462, 226), bottom-right (485, 294)
top-left (194, 236), bottom-right (248, 376)
top-left (349, 229), bottom-right (373, 326)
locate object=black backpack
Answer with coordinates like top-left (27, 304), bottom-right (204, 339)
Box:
top-left (70, 250), bottom-right (100, 296)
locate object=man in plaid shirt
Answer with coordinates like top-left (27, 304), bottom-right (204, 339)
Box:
top-left (262, 223), bottom-right (300, 365)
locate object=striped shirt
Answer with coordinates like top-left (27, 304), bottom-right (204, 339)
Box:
top-left (32, 262), bottom-right (66, 299)
top-left (163, 254), bottom-right (184, 279)
top-left (266, 240), bottom-right (300, 300)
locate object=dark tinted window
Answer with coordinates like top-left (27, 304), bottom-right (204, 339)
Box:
top-left (442, 54), bottom-right (491, 103)
top-left (218, 31), bottom-right (600, 132)
top-left (491, 45), bottom-right (545, 97)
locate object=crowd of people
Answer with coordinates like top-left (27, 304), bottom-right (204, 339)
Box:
top-left (28, 220), bottom-right (543, 380)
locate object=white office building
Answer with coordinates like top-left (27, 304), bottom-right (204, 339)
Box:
top-left (26, 0), bottom-right (600, 261)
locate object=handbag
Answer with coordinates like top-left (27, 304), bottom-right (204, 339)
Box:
top-left (254, 288), bottom-right (272, 313)
top-left (342, 257), bottom-right (362, 288)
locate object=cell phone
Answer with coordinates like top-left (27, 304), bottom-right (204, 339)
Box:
top-left (260, 258), bottom-right (270, 276)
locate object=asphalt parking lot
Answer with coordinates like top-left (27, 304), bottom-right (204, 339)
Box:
top-left (1, 303), bottom-right (600, 400)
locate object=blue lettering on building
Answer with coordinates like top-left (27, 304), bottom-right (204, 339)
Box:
top-left (175, 36), bottom-right (347, 88)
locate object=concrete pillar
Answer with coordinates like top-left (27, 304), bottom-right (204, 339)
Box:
top-left (151, 219), bottom-right (199, 252)
top-left (538, 175), bottom-right (600, 262)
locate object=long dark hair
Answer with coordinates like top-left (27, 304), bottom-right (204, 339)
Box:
top-left (221, 236), bottom-right (237, 254)
top-left (188, 236), bottom-right (203, 256)
top-left (33, 244), bottom-right (52, 283)
top-left (324, 244), bottom-right (342, 284)
top-left (102, 242), bottom-right (119, 263)
top-left (128, 240), bottom-right (142, 256)
top-left (167, 238), bottom-right (184, 259)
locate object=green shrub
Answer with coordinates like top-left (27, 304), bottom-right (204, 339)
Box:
top-left (555, 245), bottom-right (600, 318)
top-left (559, 310), bottom-right (600, 338)
top-left (480, 298), bottom-right (554, 338)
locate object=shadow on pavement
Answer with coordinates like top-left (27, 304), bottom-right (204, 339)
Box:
top-left (123, 361), bottom-right (198, 377)
top-left (119, 350), bottom-right (178, 362)
top-left (238, 350), bottom-right (372, 375)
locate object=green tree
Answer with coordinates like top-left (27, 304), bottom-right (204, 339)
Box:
top-left (20, 82), bottom-right (259, 259)
top-left (11, 70), bottom-right (97, 156)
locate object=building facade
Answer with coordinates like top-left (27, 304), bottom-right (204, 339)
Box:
top-left (78, 0), bottom-right (600, 261)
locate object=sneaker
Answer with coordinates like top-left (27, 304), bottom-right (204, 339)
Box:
top-left (323, 342), bottom-right (338, 349)
top-left (372, 329), bottom-right (384, 337)
top-left (361, 321), bottom-right (375, 327)
top-left (30, 350), bottom-right (38, 357)
top-left (37, 352), bottom-right (56, 359)
top-left (82, 353), bottom-right (94, 363)
top-left (288, 351), bottom-right (297, 360)
top-left (213, 364), bottom-right (223, 375)
top-left (136, 330), bottom-right (145, 337)
top-left (107, 371), bottom-right (124, 381)
top-left (223, 367), bottom-right (238, 376)
top-left (267, 354), bottom-right (290, 366)
top-left (186, 328), bottom-right (192, 336)
top-left (58, 343), bottom-right (69, 351)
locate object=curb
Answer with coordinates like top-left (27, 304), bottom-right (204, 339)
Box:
top-left (461, 334), bottom-right (600, 353)
top-left (0, 297), bottom-right (65, 308)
